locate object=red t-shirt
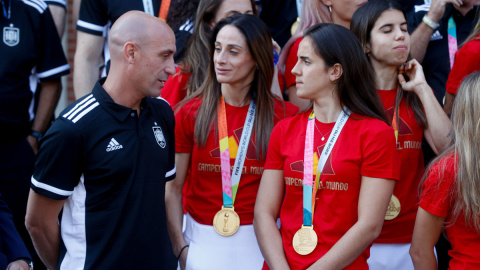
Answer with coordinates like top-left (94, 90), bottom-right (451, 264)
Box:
top-left (162, 67), bottom-right (286, 108)
top-left (161, 66), bottom-right (190, 108)
top-left (175, 97), bottom-right (298, 225)
top-left (420, 154), bottom-right (480, 269)
top-left (446, 35), bottom-right (480, 95)
top-left (375, 89), bottom-right (424, 243)
top-left (263, 109), bottom-right (400, 270)
top-left (284, 38), bottom-right (302, 89)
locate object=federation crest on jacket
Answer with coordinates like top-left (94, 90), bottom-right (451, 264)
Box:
top-left (3, 24), bottom-right (20, 47)
top-left (153, 123), bottom-right (166, 148)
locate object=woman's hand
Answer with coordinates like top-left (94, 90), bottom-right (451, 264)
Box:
top-left (399, 59), bottom-right (452, 154)
top-left (178, 246), bottom-right (189, 270)
top-left (398, 59), bottom-right (431, 95)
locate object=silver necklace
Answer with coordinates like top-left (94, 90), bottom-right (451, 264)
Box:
top-left (315, 122), bottom-right (333, 141)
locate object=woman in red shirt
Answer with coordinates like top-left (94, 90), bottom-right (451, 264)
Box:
top-left (444, 22), bottom-right (480, 115)
top-left (350, 1), bottom-right (452, 268)
top-left (254, 23), bottom-right (399, 270)
top-left (160, 0), bottom-right (255, 107)
top-left (410, 71), bottom-right (480, 269)
top-left (166, 14), bottom-right (297, 270)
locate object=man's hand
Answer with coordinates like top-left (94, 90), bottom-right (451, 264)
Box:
top-left (427, 0), bottom-right (463, 22)
top-left (7, 260), bottom-right (29, 270)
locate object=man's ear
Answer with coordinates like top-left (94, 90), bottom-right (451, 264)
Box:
top-left (124, 42), bottom-right (136, 64)
top-left (329, 63), bottom-right (343, 83)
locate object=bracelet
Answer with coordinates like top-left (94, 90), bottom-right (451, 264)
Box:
top-left (176, 244), bottom-right (189, 260)
top-left (30, 130), bottom-right (43, 141)
top-left (422, 15), bottom-right (439, 30)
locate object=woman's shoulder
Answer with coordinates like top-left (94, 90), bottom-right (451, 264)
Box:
top-left (461, 35), bottom-right (480, 52)
top-left (175, 96), bottom-right (202, 116)
top-left (427, 153), bottom-right (456, 183)
top-left (422, 152), bottom-right (456, 197)
top-left (274, 108), bottom-right (310, 130)
top-left (273, 99), bottom-right (299, 119)
top-left (348, 113), bottom-right (392, 133)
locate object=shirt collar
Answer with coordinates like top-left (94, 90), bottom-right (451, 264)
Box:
top-left (92, 78), bottom-right (152, 122)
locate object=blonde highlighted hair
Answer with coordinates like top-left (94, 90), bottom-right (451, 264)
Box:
top-left (422, 71), bottom-right (480, 232)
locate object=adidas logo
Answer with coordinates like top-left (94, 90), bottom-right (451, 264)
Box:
top-left (106, 138), bottom-right (123, 152)
top-left (430, 30), bottom-right (443, 41)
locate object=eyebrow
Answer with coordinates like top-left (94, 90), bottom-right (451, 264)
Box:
top-left (224, 9), bottom-right (254, 15)
top-left (299, 56), bottom-right (309, 60)
top-left (379, 21), bottom-right (408, 29)
top-left (160, 49), bottom-right (175, 54)
top-left (215, 41), bottom-right (243, 49)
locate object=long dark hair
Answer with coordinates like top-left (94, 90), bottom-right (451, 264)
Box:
top-left (179, 14), bottom-right (281, 159)
top-left (304, 23), bottom-right (388, 124)
top-left (351, 0), bottom-right (428, 128)
top-left (179, 0), bottom-right (256, 96)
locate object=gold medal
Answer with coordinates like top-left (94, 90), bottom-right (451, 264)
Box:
top-left (385, 194), bottom-right (401, 220)
top-left (213, 206), bottom-right (240, 236)
top-left (292, 225), bottom-right (318, 255)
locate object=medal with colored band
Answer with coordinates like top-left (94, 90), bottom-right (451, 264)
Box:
top-left (293, 108), bottom-right (350, 255)
top-left (158, 0), bottom-right (171, 21)
top-left (447, 16), bottom-right (457, 69)
top-left (213, 96), bottom-right (256, 236)
top-left (392, 102), bottom-right (399, 144)
top-left (386, 90), bottom-right (401, 220)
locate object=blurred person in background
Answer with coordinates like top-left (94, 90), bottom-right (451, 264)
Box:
top-left (279, 0), bottom-right (367, 111)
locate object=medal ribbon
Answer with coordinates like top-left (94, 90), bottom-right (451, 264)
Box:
top-left (392, 88), bottom-right (399, 143)
top-left (159, 0), bottom-right (171, 21)
top-left (392, 109), bottom-right (399, 143)
top-left (447, 16), bottom-right (457, 69)
top-left (303, 108), bottom-right (350, 226)
top-left (218, 96), bottom-right (256, 208)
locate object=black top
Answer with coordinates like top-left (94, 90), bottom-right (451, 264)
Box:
top-left (259, 0), bottom-right (297, 48)
top-left (76, 0), bottom-right (162, 77)
top-left (408, 1), bottom-right (479, 104)
top-left (77, 0), bottom-right (162, 36)
top-left (31, 79), bottom-right (177, 269)
top-left (0, 0), bottom-right (69, 140)
top-left (395, 0), bottom-right (415, 13)
top-left (173, 19), bottom-right (193, 63)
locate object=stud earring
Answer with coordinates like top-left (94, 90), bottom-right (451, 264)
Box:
top-left (328, 6), bottom-right (332, 13)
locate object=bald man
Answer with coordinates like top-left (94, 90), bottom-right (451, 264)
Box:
top-left (25, 11), bottom-right (177, 270)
